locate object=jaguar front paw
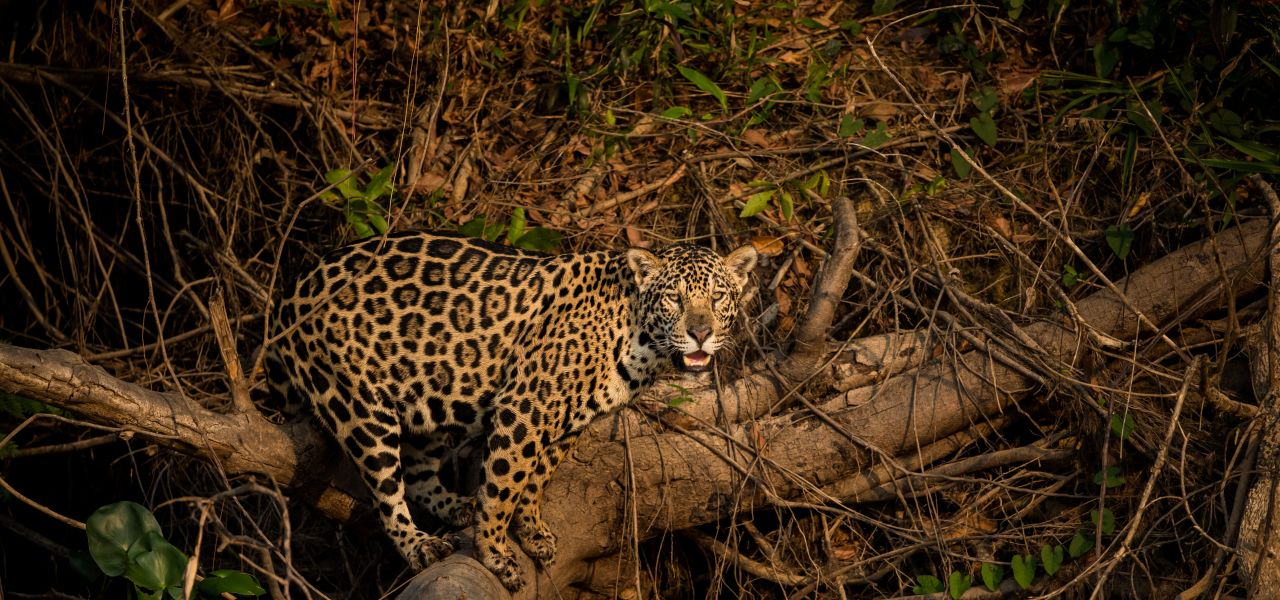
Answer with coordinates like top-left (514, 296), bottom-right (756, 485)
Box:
top-left (401, 530), bottom-right (455, 571)
top-left (479, 543), bottom-right (525, 592)
top-left (516, 521), bottom-right (558, 564)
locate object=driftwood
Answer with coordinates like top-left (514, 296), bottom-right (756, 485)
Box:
top-left (0, 217), bottom-right (1270, 598)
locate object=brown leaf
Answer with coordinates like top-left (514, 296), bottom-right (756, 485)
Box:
top-left (750, 236), bottom-right (784, 256)
top-left (741, 128), bottom-right (772, 148)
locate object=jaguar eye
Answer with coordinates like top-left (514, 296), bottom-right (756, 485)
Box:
top-left (664, 292), bottom-right (680, 306)
top-left (712, 290), bottom-right (726, 305)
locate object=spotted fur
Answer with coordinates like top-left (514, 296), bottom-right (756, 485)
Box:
top-left (265, 231), bottom-right (757, 590)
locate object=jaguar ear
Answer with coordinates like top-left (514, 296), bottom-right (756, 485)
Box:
top-left (626, 248), bottom-right (663, 290)
top-left (722, 244), bottom-right (759, 290)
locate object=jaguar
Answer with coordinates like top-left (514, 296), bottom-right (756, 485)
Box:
top-left (265, 230), bottom-right (757, 590)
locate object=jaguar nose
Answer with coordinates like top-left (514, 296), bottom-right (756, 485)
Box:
top-left (688, 326), bottom-right (711, 344)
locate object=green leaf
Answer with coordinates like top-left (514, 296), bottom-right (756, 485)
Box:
top-left (125, 531), bottom-right (188, 591)
top-left (970, 112), bottom-right (998, 147)
top-left (482, 221), bottom-right (505, 242)
top-left (1040, 544), bottom-right (1065, 576)
top-left (1223, 138), bottom-right (1280, 163)
top-left (746, 77), bottom-right (779, 105)
top-left (1124, 98), bottom-right (1163, 135)
top-left (981, 563), bottom-right (1004, 591)
top-left (324, 169), bottom-right (361, 200)
top-left (973, 87), bottom-right (999, 112)
top-left (365, 163), bottom-right (395, 201)
top-left (660, 106), bottom-right (692, 119)
top-left (507, 207), bottom-right (527, 244)
top-left (778, 191), bottom-right (794, 221)
top-left (872, 0), bottom-right (899, 16)
top-left (198, 570), bottom-right (267, 597)
top-left (566, 72), bottom-right (580, 105)
top-left (1062, 264), bottom-right (1080, 287)
top-left (861, 121), bottom-right (890, 148)
top-left (1093, 466), bottom-right (1126, 488)
top-left (1011, 554), bottom-right (1036, 590)
top-left (1094, 42), bottom-right (1120, 78)
top-left (838, 115), bottom-right (865, 138)
top-left (1208, 108), bottom-right (1239, 138)
top-left (740, 188), bottom-right (775, 218)
top-left (367, 211), bottom-right (389, 235)
top-left (950, 147), bottom-right (973, 178)
top-left (1091, 508), bottom-right (1116, 535)
top-left (1198, 158), bottom-right (1280, 174)
top-left (1110, 413), bottom-right (1135, 440)
top-left (912, 574), bottom-right (944, 594)
top-left (87, 501), bottom-right (164, 577)
top-left (1105, 224), bottom-right (1134, 260)
top-left (665, 383), bottom-right (694, 407)
top-left (840, 20), bottom-right (864, 35)
top-left (676, 66), bottom-right (727, 110)
top-left (1069, 531), bottom-right (1095, 558)
top-left (948, 571), bottom-right (973, 599)
top-left (1126, 29), bottom-right (1155, 49)
top-left (459, 216), bottom-right (487, 238)
top-left (514, 227), bottom-right (563, 252)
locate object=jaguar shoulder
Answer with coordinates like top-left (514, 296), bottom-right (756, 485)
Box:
top-left (266, 230), bottom-right (757, 590)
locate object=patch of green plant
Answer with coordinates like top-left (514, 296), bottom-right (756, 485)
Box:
top-left (912, 573), bottom-right (944, 594)
top-left (1105, 224), bottom-right (1134, 260)
top-left (1069, 530), bottom-right (1095, 558)
top-left (321, 164), bottom-right (394, 239)
top-left (1110, 412), bottom-right (1135, 440)
top-left (981, 563), bottom-right (1004, 591)
top-left (459, 207), bottom-right (562, 253)
top-left (665, 383), bottom-right (694, 407)
top-left (948, 570), bottom-right (972, 599)
top-left (969, 87), bottom-right (999, 147)
top-left (1061, 264), bottom-right (1080, 288)
top-left (1093, 466), bottom-right (1126, 489)
top-left (1010, 553), bottom-right (1036, 589)
top-left (949, 147), bottom-right (973, 178)
top-left (84, 501), bottom-right (264, 599)
top-left (1090, 507), bottom-right (1116, 535)
top-left (1, 392), bottom-right (63, 418)
top-left (1040, 543), bottom-right (1065, 576)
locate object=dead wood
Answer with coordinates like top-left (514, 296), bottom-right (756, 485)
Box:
top-left (0, 219), bottom-right (1268, 599)
top-left (1237, 175), bottom-right (1280, 597)
top-left (397, 218), bottom-right (1270, 599)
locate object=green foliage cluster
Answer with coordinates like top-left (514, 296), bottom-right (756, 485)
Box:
top-left (321, 165), bottom-right (394, 239)
top-left (81, 501), bottom-right (264, 599)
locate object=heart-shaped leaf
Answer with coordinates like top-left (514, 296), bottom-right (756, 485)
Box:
top-left (1011, 553), bottom-right (1036, 589)
top-left (981, 563), bottom-right (1004, 591)
top-left (1041, 544), bottom-right (1065, 575)
top-left (87, 501), bottom-right (163, 577)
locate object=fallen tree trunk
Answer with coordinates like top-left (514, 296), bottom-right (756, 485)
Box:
top-left (0, 220), bottom-right (1268, 599)
top-left (402, 219), bottom-right (1272, 598)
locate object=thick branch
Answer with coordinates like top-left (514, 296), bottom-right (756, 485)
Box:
top-left (0, 347), bottom-right (326, 488)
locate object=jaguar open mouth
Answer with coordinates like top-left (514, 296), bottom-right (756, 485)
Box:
top-left (678, 350), bottom-right (712, 372)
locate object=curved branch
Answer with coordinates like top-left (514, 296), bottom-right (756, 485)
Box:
top-left (777, 195), bottom-right (861, 381)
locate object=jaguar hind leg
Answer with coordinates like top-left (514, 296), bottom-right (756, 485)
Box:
top-left (404, 429), bottom-right (476, 527)
top-left (313, 387), bottom-right (454, 570)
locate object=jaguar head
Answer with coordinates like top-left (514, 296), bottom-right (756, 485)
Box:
top-left (626, 242), bottom-right (758, 372)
